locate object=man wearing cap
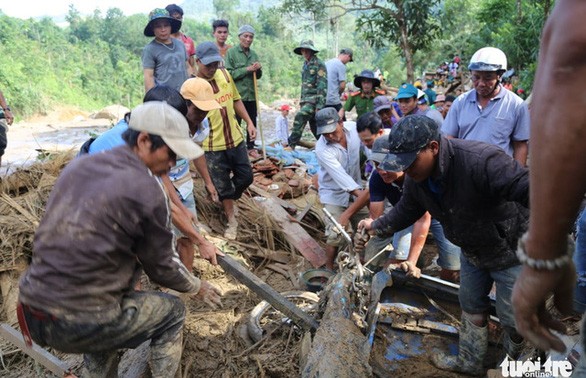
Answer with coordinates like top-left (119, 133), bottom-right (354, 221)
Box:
top-left (86, 84), bottom-right (222, 269)
top-left (288, 40), bottom-right (327, 149)
top-left (395, 83), bottom-right (442, 128)
top-left (340, 69), bottom-right (385, 120)
top-left (373, 95), bottom-right (401, 129)
top-left (274, 104), bottom-right (290, 146)
top-left (166, 4), bottom-right (196, 75)
top-left (225, 25), bottom-right (262, 151)
top-left (358, 115), bottom-right (529, 375)
top-left (432, 94), bottom-right (446, 111)
top-left (18, 101), bottom-right (222, 377)
top-left (325, 48), bottom-right (353, 112)
top-left (195, 41), bottom-right (255, 240)
top-left (442, 47), bottom-right (529, 166)
top-left (142, 8), bottom-right (190, 92)
top-left (314, 107), bottom-right (367, 270)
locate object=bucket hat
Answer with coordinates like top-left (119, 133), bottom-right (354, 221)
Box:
top-left (144, 8), bottom-right (181, 37)
top-left (353, 70), bottom-right (381, 88)
top-left (294, 40), bottom-right (319, 55)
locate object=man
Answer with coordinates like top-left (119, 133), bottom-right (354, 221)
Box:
top-left (212, 19), bottom-right (231, 58)
top-left (358, 115), bottom-right (529, 375)
top-left (86, 84), bottom-right (222, 269)
top-left (166, 4), bottom-right (195, 75)
top-left (416, 89), bottom-right (444, 127)
top-left (441, 94), bottom-right (456, 119)
top-left (424, 81), bottom-right (437, 105)
top-left (373, 95), bottom-right (401, 129)
top-left (225, 25), bottom-right (262, 151)
top-left (340, 69), bottom-right (385, 120)
top-left (395, 83), bottom-right (441, 127)
top-left (442, 47), bottom-right (530, 166)
top-left (195, 41), bottom-right (256, 240)
top-left (325, 48), bottom-right (353, 111)
top-left (0, 89), bottom-right (13, 167)
top-left (18, 101), bottom-right (222, 377)
top-left (512, 1), bottom-right (586, 374)
top-left (288, 40), bottom-right (327, 149)
top-left (432, 94), bottom-right (445, 111)
top-left (142, 8), bottom-right (190, 92)
top-left (314, 107), bottom-right (367, 270)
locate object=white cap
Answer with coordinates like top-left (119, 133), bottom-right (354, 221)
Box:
top-left (129, 101), bottom-right (204, 160)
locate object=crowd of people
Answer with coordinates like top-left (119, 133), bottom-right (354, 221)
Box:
top-left (8, 1), bottom-right (586, 377)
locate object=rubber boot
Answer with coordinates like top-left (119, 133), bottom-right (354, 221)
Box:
top-left (439, 269), bottom-right (460, 283)
top-left (150, 332), bottom-right (183, 378)
top-left (431, 315), bottom-right (488, 376)
top-left (502, 331), bottom-right (526, 360)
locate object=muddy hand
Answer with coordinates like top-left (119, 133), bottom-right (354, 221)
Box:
top-left (195, 281), bottom-right (223, 309)
top-left (353, 229), bottom-right (370, 253)
top-left (399, 261), bottom-right (421, 278)
top-left (198, 240), bottom-right (224, 266)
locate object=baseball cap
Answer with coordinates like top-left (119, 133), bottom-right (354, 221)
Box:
top-left (315, 108), bottom-right (340, 135)
top-left (180, 78), bottom-right (221, 111)
top-left (129, 101), bottom-right (203, 160)
top-left (196, 42), bottom-right (223, 65)
top-left (370, 137), bottom-right (390, 164)
top-left (380, 115), bottom-right (439, 172)
top-left (434, 94), bottom-right (446, 103)
top-left (395, 83), bottom-right (419, 100)
top-left (340, 48), bottom-right (353, 61)
top-left (279, 104), bottom-right (291, 111)
top-left (373, 95), bottom-right (392, 113)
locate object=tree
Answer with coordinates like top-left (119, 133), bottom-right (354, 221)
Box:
top-left (282, 0), bottom-right (442, 82)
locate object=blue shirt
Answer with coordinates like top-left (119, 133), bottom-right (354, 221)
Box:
top-left (88, 119), bottom-right (127, 154)
top-left (441, 85), bottom-right (530, 156)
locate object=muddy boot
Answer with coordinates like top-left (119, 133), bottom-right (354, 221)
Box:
top-left (431, 316), bottom-right (488, 376)
top-left (439, 269), bottom-right (460, 283)
top-left (502, 332), bottom-right (526, 360)
top-left (150, 332), bottom-right (183, 378)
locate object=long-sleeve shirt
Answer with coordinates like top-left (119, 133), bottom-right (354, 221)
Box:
top-left (19, 146), bottom-right (201, 323)
top-left (371, 136), bottom-right (529, 270)
top-left (225, 45), bottom-right (262, 102)
top-left (300, 55), bottom-right (327, 110)
top-left (316, 121), bottom-right (362, 207)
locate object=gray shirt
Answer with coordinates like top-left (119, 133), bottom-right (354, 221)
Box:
top-left (142, 39), bottom-right (188, 91)
top-left (325, 58), bottom-right (346, 106)
top-left (19, 146), bottom-right (201, 323)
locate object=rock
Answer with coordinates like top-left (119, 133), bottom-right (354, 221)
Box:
top-left (91, 104), bottom-right (130, 120)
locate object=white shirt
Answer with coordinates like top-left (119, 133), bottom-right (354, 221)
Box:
top-left (316, 121), bottom-right (362, 207)
top-left (274, 114), bottom-right (289, 145)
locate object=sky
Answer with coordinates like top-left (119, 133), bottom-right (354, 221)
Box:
top-left (0, 0), bottom-right (165, 19)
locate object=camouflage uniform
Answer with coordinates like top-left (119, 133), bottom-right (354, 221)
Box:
top-left (288, 55), bottom-right (327, 147)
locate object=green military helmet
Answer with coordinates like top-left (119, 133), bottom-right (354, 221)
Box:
top-left (294, 40), bottom-right (320, 55)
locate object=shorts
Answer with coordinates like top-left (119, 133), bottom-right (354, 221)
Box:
top-left (0, 118), bottom-right (7, 157)
top-left (205, 142), bottom-right (253, 201)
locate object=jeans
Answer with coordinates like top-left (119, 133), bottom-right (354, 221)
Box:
top-left (574, 208), bottom-right (586, 312)
top-left (459, 253), bottom-right (521, 332)
top-left (22, 291), bottom-right (186, 378)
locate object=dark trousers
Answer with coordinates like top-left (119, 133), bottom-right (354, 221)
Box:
top-left (21, 291), bottom-right (185, 377)
top-left (236, 100), bottom-right (257, 149)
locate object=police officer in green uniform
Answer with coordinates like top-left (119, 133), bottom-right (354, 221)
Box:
top-left (288, 40), bottom-right (327, 148)
top-left (340, 69), bottom-right (385, 120)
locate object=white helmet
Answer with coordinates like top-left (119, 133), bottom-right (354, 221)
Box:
top-left (468, 47), bottom-right (507, 72)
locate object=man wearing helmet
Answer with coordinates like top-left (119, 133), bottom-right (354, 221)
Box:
top-left (442, 47), bottom-right (530, 166)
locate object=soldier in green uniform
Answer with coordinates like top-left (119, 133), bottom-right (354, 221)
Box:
top-left (340, 69), bottom-right (385, 120)
top-left (288, 40), bottom-right (327, 148)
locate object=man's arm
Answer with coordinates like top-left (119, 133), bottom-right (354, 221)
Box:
top-left (143, 68), bottom-right (155, 93)
top-left (338, 81), bottom-right (346, 94)
top-left (0, 90), bottom-right (13, 125)
top-left (192, 155), bottom-right (219, 203)
top-left (512, 0), bottom-right (586, 353)
top-left (339, 189), bottom-right (370, 227)
top-left (234, 99), bottom-right (256, 140)
top-left (512, 140), bottom-right (528, 166)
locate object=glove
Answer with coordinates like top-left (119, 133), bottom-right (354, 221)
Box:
top-left (399, 261), bottom-right (421, 278)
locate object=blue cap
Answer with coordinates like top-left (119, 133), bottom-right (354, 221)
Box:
top-left (395, 83), bottom-right (419, 100)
